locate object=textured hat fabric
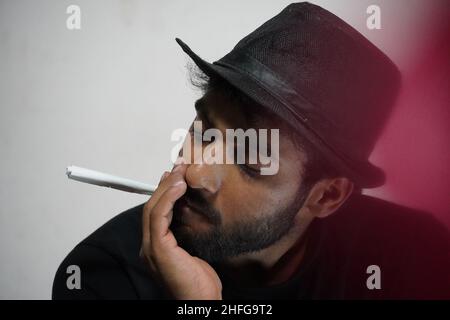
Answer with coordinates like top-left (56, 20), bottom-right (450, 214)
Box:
top-left (176, 2), bottom-right (401, 187)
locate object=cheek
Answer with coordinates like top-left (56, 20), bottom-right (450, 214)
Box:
top-left (214, 167), bottom-right (295, 225)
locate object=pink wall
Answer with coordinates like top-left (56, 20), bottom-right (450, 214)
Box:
top-left (366, 11), bottom-right (449, 227)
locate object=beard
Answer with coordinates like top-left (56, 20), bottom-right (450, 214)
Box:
top-left (171, 184), bottom-right (308, 263)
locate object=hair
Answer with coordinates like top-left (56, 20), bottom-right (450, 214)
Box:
top-left (187, 62), bottom-right (350, 191)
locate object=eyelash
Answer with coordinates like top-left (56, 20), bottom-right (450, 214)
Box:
top-left (238, 164), bottom-right (260, 179)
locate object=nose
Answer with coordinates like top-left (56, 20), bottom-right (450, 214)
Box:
top-left (183, 139), bottom-right (224, 195)
top-left (185, 162), bottom-right (223, 194)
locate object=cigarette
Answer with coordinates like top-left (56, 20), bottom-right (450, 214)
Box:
top-left (66, 165), bottom-right (157, 195)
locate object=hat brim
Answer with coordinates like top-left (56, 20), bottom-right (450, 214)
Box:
top-left (175, 38), bottom-right (385, 188)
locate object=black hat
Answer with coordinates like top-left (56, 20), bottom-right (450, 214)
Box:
top-left (175, 2), bottom-right (401, 188)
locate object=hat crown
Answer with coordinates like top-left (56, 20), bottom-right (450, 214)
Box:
top-left (218, 2), bottom-right (401, 161)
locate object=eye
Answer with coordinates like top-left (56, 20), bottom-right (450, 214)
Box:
top-left (238, 163), bottom-right (260, 178)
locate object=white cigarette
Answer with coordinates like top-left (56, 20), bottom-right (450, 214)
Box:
top-left (66, 165), bottom-right (157, 195)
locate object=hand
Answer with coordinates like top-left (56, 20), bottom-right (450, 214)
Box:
top-left (140, 164), bottom-right (222, 300)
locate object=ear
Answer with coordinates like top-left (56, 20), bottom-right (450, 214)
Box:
top-left (303, 177), bottom-right (354, 218)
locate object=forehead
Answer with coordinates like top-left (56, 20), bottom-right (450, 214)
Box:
top-left (198, 89), bottom-right (279, 131)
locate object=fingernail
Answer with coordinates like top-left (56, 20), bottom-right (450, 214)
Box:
top-left (172, 180), bottom-right (186, 187)
top-left (172, 165), bottom-right (183, 172)
top-left (175, 157), bottom-right (186, 165)
top-left (160, 171), bottom-right (169, 182)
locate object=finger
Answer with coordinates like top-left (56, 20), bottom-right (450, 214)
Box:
top-left (143, 170), bottom-right (169, 247)
top-left (174, 156), bottom-right (187, 166)
top-left (150, 178), bottom-right (187, 244)
top-left (146, 165), bottom-right (187, 213)
top-left (142, 200), bottom-right (153, 253)
top-left (142, 167), bottom-right (186, 248)
top-left (139, 246), bottom-right (158, 275)
top-left (159, 171), bottom-right (170, 184)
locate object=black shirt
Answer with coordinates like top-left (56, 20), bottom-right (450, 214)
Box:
top-left (52, 194), bottom-right (450, 299)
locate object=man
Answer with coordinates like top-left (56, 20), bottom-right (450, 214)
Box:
top-left (53, 3), bottom-right (449, 299)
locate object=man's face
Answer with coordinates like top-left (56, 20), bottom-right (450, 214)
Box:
top-left (171, 89), bottom-right (309, 263)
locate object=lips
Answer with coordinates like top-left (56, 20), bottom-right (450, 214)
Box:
top-left (179, 197), bottom-right (205, 216)
top-left (175, 197), bottom-right (212, 226)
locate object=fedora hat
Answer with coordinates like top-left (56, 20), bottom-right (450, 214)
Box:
top-left (176, 2), bottom-right (401, 187)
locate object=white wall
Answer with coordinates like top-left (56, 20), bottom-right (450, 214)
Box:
top-left (0, 0), bottom-right (446, 299)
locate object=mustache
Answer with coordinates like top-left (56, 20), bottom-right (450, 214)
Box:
top-left (175, 187), bottom-right (222, 225)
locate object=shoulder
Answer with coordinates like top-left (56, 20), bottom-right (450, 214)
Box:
top-left (336, 194), bottom-right (449, 249)
top-left (317, 194), bottom-right (450, 299)
top-left (52, 203), bottom-right (164, 299)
